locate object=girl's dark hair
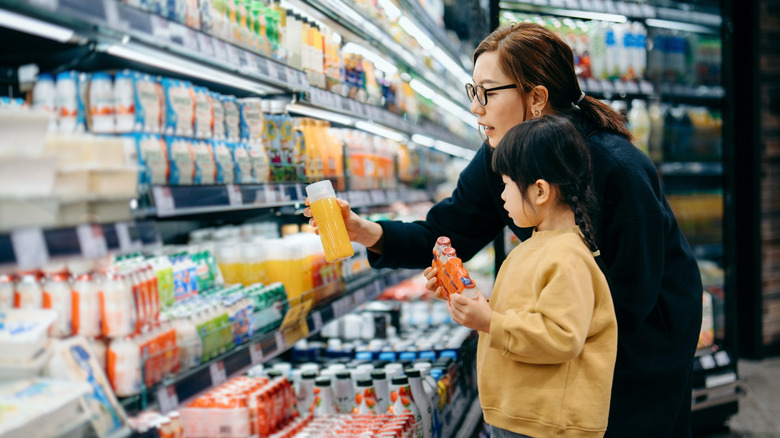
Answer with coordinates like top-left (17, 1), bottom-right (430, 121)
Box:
top-left (492, 116), bottom-right (600, 254)
top-left (474, 22), bottom-right (631, 139)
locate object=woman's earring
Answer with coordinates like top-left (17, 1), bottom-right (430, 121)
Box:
top-left (533, 109), bottom-right (541, 117)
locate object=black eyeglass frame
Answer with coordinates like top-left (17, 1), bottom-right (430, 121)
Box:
top-left (465, 83), bottom-right (518, 106)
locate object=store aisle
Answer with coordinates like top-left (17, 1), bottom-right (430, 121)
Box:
top-left (698, 357), bottom-right (780, 437)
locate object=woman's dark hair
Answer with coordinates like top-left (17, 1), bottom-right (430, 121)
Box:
top-left (474, 22), bottom-right (631, 139)
top-left (492, 116), bottom-right (600, 254)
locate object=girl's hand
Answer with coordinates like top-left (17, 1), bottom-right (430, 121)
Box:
top-left (450, 289), bottom-right (492, 333)
top-left (423, 266), bottom-right (447, 301)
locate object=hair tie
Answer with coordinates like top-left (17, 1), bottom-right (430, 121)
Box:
top-left (592, 250), bottom-right (601, 258)
top-left (574, 91), bottom-right (586, 106)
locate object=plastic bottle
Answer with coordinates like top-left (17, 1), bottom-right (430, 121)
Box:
top-left (297, 370), bottom-right (317, 416)
top-left (312, 377), bottom-right (339, 415)
top-left (32, 73), bottom-right (57, 131)
top-left (168, 411), bottom-right (183, 438)
top-left (333, 370), bottom-right (355, 414)
top-left (55, 71), bottom-right (81, 132)
top-left (648, 99), bottom-right (664, 162)
top-left (387, 375), bottom-right (422, 438)
top-left (89, 72), bottom-right (115, 133)
top-left (114, 70), bottom-right (135, 133)
top-left (405, 368), bottom-right (433, 438)
top-left (414, 362), bottom-right (441, 438)
top-left (306, 180), bottom-right (354, 263)
top-left (0, 274), bottom-right (13, 309)
top-left (352, 377), bottom-right (378, 414)
top-left (14, 271), bottom-right (42, 309)
top-left (100, 269), bottom-right (135, 338)
top-left (371, 369), bottom-right (391, 414)
top-left (627, 99), bottom-right (651, 156)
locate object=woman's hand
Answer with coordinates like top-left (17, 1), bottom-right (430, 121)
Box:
top-left (303, 197), bottom-right (383, 249)
top-left (450, 289), bottom-right (492, 333)
top-left (423, 266), bottom-right (447, 301)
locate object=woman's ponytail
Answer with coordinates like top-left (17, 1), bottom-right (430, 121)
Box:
top-left (576, 95), bottom-right (632, 140)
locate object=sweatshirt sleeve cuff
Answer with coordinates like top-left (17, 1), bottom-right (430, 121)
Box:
top-left (489, 312), bottom-right (507, 353)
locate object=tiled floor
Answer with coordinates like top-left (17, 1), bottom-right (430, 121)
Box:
top-left (698, 357), bottom-right (780, 437)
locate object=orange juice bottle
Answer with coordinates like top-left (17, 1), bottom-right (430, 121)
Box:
top-left (306, 180), bottom-right (353, 263)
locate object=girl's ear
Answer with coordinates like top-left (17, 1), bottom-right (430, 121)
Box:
top-left (534, 179), bottom-right (551, 205)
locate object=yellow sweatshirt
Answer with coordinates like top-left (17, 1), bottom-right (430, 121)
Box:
top-left (478, 227), bottom-right (617, 437)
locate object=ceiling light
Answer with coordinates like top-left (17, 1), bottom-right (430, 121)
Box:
top-left (0, 9), bottom-right (75, 42)
top-left (355, 121), bottom-right (407, 143)
top-left (286, 103), bottom-right (355, 125)
top-left (101, 42), bottom-right (281, 95)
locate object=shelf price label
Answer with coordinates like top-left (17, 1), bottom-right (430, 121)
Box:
top-left (11, 228), bottom-right (49, 270)
top-left (249, 342), bottom-right (264, 365)
top-left (699, 354), bottom-right (716, 370)
top-left (225, 44), bottom-right (241, 69)
top-left (239, 50), bottom-right (258, 74)
top-left (310, 311), bottom-right (324, 332)
top-left (157, 384), bottom-right (179, 414)
top-left (153, 186), bottom-right (176, 216)
top-left (209, 360), bottom-right (228, 386)
top-left (196, 32), bottom-right (215, 58)
top-left (115, 222), bottom-right (142, 253)
top-left (212, 38), bottom-right (229, 64)
top-left (226, 184), bottom-right (243, 207)
top-left (266, 61), bottom-right (278, 81)
top-left (77, 224), bottom-right (108, 259)
top-left (274, 331), bottom-right (286, 354)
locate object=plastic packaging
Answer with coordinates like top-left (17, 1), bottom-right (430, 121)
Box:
top-left (432, 239), bottom-right (476, 300)
top-left (306, 180), bottom-right (354, 263)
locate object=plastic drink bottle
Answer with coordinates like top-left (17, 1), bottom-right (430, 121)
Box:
top-left (406, 368), bottom-right (433, 438)
top-left (352, 377), bottom-right (378, 414)
top-left (333, 370), bottom-right (354, 414)
top-left (306, 180), bottom-right (354, 262)
top-left (387, 375), bottom-right (422, 438)
top-left (312, 377), bottom-right (339, 415)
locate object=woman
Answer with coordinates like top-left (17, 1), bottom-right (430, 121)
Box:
top-left (305, 23), bottom-right (702, 437)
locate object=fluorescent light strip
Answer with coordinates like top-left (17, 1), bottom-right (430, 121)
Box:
top-left (0, 9), bottom-right (75, 42)
top-left (377, 0), bottom-right (402, 20)
top-left (286, 103), bottom-right (355, 126)
top-left (398, 16), bottom-right (435, 51)
top-left (410, 79), bottom-right (476, 127)
top-left (342, 42), bottom-right (398, 75)
top-left (101, 43), bottom-right (280, 95)
top-left (355, 121), bottom-right (407, 143)
top-left (434, 140), bottom-right (476, 160)
top-left (411, 134), bottom-right (435, 147)
top-left (499, 2), bottom-right (627, 23)
top-left (645, 18), bottom-right (718, 35)
top-left (431, 47), bottom-right (472, 85)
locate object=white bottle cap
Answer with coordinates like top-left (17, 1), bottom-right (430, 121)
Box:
top-left (305, 180), bottom-right (335, 203)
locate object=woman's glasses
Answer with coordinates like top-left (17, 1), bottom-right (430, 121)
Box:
top-left (465, 83), bottom-right (518, 106)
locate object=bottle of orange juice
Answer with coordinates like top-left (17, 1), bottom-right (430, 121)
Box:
top-left (306, 180), bottom-right (353, 263)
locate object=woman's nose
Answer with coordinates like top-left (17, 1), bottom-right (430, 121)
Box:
top-left (470, 97), bottom-right (485, 115)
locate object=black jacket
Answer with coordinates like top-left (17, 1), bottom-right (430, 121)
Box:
top-left (368, 126), bottom-right (703, 437)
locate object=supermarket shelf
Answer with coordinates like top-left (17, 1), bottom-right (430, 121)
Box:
top-left (120, 268), bottom-right (417, 415)
top-left (580, 78), bottom-right (725, 104)
top-left (138, 184), bottom-right (434, 219)
top-left (0, 220), bottom-right (160, 270)
top-left (291, 96), bottom-right (477, 150)
top-left (454, 396), bottom-right (484, 438)
top-left (659, 162), bottom-right (723, 177)
top-left (0, 0), bottom-right (479, 154)
top-left (499, 0), bottom-right (721, 33)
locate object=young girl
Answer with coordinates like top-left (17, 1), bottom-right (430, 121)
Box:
top-left (449, 116), bottom-right (617, 438)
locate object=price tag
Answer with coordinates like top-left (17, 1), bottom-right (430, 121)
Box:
top-left (639, 80), bottom-right (654, 95)
top-left (624, 81), bottom-right (640, 94)
top-left (591, 0), bottom-right (605, 11)
top-left (565, 0), bottom-right (579, 9)
top-left (294, 184), bottom-right (304, 201)
top-left (30, 0), bottom-right (58, 11)
top-left (266, 61), bottom-right (278, 81)
top-left (167, 21), bottom-right (187, 49)
top-left (212, 38), bottom-right (228, 64)
top-left (275, 331), bottom-right (286, 353)
top-left (628, 2), bottom-right (642, 17)
top-left (641, 4), bottom-right (656, 18)
top-left (699, 354), bottom-right (716, 370)
top-left (580, 0), bottom-right (594, 9)
top-left (209, 360), bottom-right (228, 386)
top-left (197, 32), bottom-right (215, 58)
top-left (615, 1), bottom-right (631, 15)
top-left (276, 66), bottom-right (289, 83)
top-left (156, 384), bottom-right (179, 415)
top-left (600, 79), bottom-right (614, 95)
top-left (226, 184), bottom-right (243, 206)
top-left (714, 351), bottom-right (731, 367)
top-left (311, 311), bottom-right (323, 332)
top-left (612, 80), bottom-right (626, 95)
top-left (225, 44), bottom-right (241, 69)
top-left (11, 228), bottom-right (49, 270)
top-left (276, 184), bottom-right (289, 202)
top-left (249, 342), bottom-right (264, 365)
top-left (255, 56), bottom-right (270, 77)
top-left (77, 224), bottom-right (108, 259)
top-left (705, 372), bottom-right (737, 389)
top-left (182, 28), bottom-right (200, 53)
top-left (115, 222), bottom-right (142, 253)
top-left (549, 0), bottom-right (565, 7)
top-left (153, 186), bottom-right (176, 216)
top-left (150, 15), bottom-right (171, 45)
